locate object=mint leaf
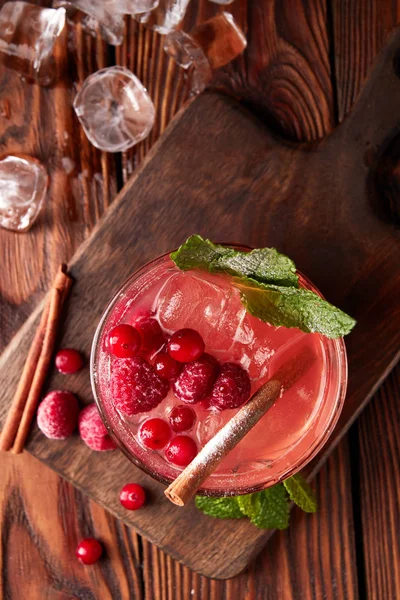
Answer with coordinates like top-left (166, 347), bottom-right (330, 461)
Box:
top-left (283, 474), bottom-right (317, 513)
top-left (171, 235), bottom-right (298, 287)
top-left (235, 277), bottom-right (356, 339)
top-left (237, 492), bottom-right (262, 519)
top-left (249, 485), bottom-right (290, 530)
top-left (210, 248), bottom-right (298, 287)
top-left (171, 235), bottom-right (230, 271)
top-left (195, 495), bottom-right (243, 519)
top-left (171, 235), bottom-right (356, 339)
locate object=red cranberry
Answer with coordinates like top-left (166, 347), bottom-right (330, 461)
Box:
top-left (167, 329), bottom-right (205, 363)
top-left (119, 483), bottom-right (146, 510)
top-left (55, 348), bottom-right (84, 374)
top-left (75, 538), bottom-right (103, 565)
top-left (139, 418), bottom-right (171, 450)
top-left (108, 324), bottom-right (141, 358)
top-left (169, 405), bottom-right (196, 432)
top-left (165, 435), bottom-right (198, 467)
top-left (153, 350), bottom-right (181, 380)
top-left (132, 312), bottom-right (165, 353)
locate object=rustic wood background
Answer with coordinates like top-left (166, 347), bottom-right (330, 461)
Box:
top-left (0, 0), bottom-right (399, 598)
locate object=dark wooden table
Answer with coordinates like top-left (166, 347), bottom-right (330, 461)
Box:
top-left (1, 1), bottom-right (399, 598)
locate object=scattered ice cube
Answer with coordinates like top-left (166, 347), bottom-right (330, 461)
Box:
top-left (0, 2), bottom-right (66, 86)
top-left (73, 66), bottom-right (155, 152)
top-left (0, 156), bottom-right (48, 232)
top-left (164, 31), bottom-right (212, 95)
top-left (209, 0), bottom-right (236, 4)
top-left (136, 0), bottom-right (191, 34)
top-left (112, 0), bottom-right (160, 14)
top-left (54, 0), bottom-right (124, 46)
top-left (192, 12), bottom-right (246, 70)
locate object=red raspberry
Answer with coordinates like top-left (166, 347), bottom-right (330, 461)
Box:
top-left (167, 328), bottom-right (205, 363)
top-left (139, 418), bottom-right (171, 449)
top-left (108, 324), bottom-right (141, 358)
top-left (79, 404), bottom-right (116, 451)
top-left (76, 538), bottom-right (103, 564)
top-left (153, 349), bottom-right (181, 381)
top-left (173, 354), bottom-right (219, 404)
top-left (120, 483), bottom-right (146, 510)
top-left (210, 363), bottom-right (251, 410)
top-left (37, 391), bottom-right (79, 439)
top-left (169, 405), bottom-right (196, 432)
top-left (165, 435), bottom-right (198, 467)
top-left (55, 348), bottom-right (84, 374)
top-left (111, 357), bottom-right (169, 416)
top-left (131, 311), bottom-right (165, 353)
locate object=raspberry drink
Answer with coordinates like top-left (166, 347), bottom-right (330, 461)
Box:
top-left (91, 250), bottom-right (347, 496)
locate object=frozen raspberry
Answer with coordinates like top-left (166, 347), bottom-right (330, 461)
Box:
top-left (108, 324), bottom-right (141, 358)
top-left (111, 357), bottom-right (169, 416)
top-left (139, 418), bottom-right (170, 449)
top-left (173, 354), bottom-right (219, 403)
top-left (153, 349), bottom-right (181, 381)
top-left (131, 311), bottom-right (165, 353)
top-left (209, 363), bottom-right (251, 410)
top-left (165, 435), bottom-right (198, 466)
top-left (37, 391), bottom-right (79, 439)
top-left (167, 328), bottom-right (205, 363)
top-left (76, 538), bottom-right (103, 564)
top-left (78, 404), bottom-right (116, 451)
top-left (120, 483), bottom-right (146, 510)
top-left (169, 405), bottom-right (196, 432)
top-left (55, 348), bottom-right (84, 374)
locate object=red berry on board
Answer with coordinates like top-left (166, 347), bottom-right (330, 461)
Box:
top-left (169, 405), bottom-right (196, 432)
top-left (108, 324), bottom-right (141, 358)
top-left (78, 404), bottom-right (116, 451)
top-left (167, 329), bottom-right (205, 363)
top-left (119, 483), bottom-right (146, 510)
top-left (76, 538), bottom-right (103, 565)
top-left (209, 363), bottom-right (251, 410)
top-left (55, 348), bottom-right (84, 374)
top-left (153, 350), bottom-right (182, 381)
top-left (165, 435), bottom-right (198, 467)
top-left (132, 312), bottom-right (165, 353)
top-left (111, 357), bottom-right (169, 416)
top-left (172, 354), bottom-right (219, 403)
top-left (139, 418), bottom-right (171, 450)
top-left (37, 390), bottom-right (79, 439)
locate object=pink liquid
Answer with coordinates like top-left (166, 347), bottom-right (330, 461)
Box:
top-left (92, 254), bottom-right (347, 495)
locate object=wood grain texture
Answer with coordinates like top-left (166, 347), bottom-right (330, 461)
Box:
top-left (331, 0), bottom-right (400, 122)
top-left (1, 30), bottom-right (400, 575)
top-left (358, 365), bottom-right (400, 599)
top-left (0, 439), bottom-right (358, 599)
top-left (0, 9), bottom-right (117, 349)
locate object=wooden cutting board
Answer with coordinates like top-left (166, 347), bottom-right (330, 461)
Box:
top-left (1, 29), bottom-right (400, 580)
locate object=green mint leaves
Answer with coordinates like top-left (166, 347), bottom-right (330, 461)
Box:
top-left (171, 235), bottom-right (356, 339)
top-left (282, 473), bottom-right (318, 513)
top-left (195, 474), bottom-right (317, 529)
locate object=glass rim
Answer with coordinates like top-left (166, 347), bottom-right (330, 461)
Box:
top-left (90, 248), bottom-right (348, 497)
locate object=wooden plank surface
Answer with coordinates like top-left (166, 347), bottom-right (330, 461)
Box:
top-left (0, 0), bottom-right (399, 596)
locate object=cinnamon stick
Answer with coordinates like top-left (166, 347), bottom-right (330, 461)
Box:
top-left (164, 346), bottom-right (315, 506)
top-left (0, 265), bottom-right (72, 453)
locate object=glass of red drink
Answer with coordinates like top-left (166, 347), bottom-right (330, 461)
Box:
top-left (90, 249), bottom-right (347, 496)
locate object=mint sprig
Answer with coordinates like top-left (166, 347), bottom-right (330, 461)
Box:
top-left (171, 235), bottom-right (356, 339)
top-left (195, 475), bottom-right (317, 529)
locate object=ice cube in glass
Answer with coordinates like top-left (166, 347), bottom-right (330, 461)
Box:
top-left (0, 1), bottom-right (66, 86)
top-left (73, 66), bottom-right (155, 152)
top-left (0, 156), bottom-right (48, 232)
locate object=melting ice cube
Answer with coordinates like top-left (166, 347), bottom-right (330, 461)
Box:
top-left (73, 66), bottom-right (155, 152)
top-left (0, 156), bottom-right (48, 232)
top-left (136, 0), bottom-right (191, 35)
top-left (54, 0), bottom-right (125, 46)
top-left (0, 1), bottom-right (66, 86)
